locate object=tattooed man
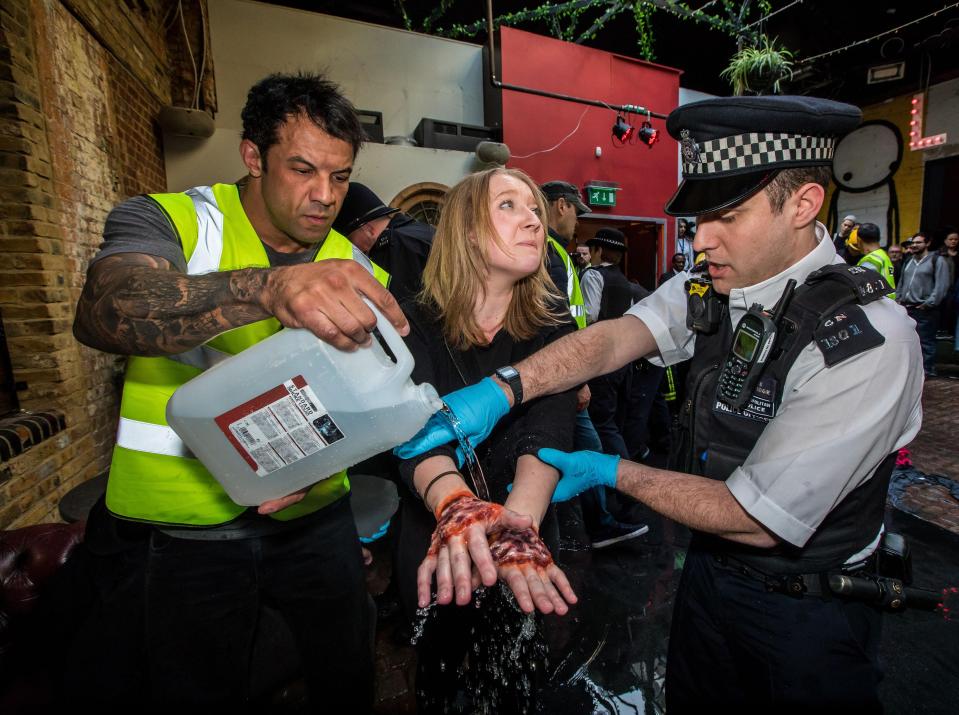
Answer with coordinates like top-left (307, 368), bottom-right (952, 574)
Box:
top-left (67, 73), bottom-right (404, 710)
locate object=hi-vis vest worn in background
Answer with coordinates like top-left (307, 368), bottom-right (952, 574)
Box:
top-left (547, 236), bottom-right (587, 329)
top-left (107, 183), bottom-right (389, 526)
top-left (857, 248), bottom-right (896, 301)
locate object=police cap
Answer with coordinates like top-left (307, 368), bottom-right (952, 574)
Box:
top-left (540, 180), bottom-right (589, 215)
top-left (665, 95), bottom-right (862, 216)
top-left (586, 227), bottom-right (627, 252)
top-left (333, 182), bottom-right (399, 236)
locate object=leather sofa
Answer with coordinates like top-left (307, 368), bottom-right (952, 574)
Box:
top-left (0, 521), bottom-right (85, 711)
top-left (0, 519), bottom-right (318, 710)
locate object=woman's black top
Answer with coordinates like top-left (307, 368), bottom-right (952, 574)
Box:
top-left (397, 299), bottom-right (577, 505)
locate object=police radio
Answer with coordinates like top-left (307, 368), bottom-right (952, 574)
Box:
top-left (718, 279), bottom-right (797, 411)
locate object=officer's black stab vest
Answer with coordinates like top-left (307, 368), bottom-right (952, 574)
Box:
top-left (590, 264), bottom-right (633, 320)
top-left (671, 264), bottom-right (897, 574)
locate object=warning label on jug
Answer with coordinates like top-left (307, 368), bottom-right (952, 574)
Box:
top-left (214, 375), bottom-right (345, 477)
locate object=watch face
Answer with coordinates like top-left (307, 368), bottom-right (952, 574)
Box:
top-left (498, 366), bottom-right (518, 381)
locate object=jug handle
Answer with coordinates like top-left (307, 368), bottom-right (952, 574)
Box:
top-left (364, 298), bottom-right (414, 384)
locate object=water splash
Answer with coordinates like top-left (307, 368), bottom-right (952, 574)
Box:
top-left (410, 603), bottom-right (435, 645)
top-left (413, 582), bottom-right (547, 714)
top-left (439, 403), bottom-right (490, 501)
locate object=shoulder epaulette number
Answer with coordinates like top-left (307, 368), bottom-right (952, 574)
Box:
top-left (805, 264), bottom-right (892, 305)
top-left (813, 304), bottom-right (885, 366)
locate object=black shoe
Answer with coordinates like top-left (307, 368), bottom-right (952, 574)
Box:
top-left (589, 521), bottom-right (650, 549)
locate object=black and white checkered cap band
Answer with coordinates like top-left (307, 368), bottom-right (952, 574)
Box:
top-left (682, 132), bottom-right (835, 176)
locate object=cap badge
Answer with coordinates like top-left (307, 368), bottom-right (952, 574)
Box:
top-left (680, 129), bottom-right (702, 165)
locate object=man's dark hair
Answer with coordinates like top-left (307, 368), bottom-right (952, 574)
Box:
top-left (672, 252), bottom-right (686, 261)
top-left (857, 222), bottom-right (880, 243)
top-left (241, 72), bottom-right (364, 167)
top-left (764, 166), bottom-right (831, 214)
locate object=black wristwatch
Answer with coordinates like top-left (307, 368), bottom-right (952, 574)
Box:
top-left (494, 365), bottom-right (523, 405)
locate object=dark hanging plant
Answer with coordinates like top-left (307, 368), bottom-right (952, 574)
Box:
top-left (720, 35), bottom-right (795, 95)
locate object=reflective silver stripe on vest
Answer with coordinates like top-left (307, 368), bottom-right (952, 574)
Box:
top-left (185, 186), bottom-right (225, 275)
top-left (116, 417), bottom-right (194, 459)
top-left (165, 186), bottom-right (234, 370)
top-left (569, 304), bottom-right (586, 317)
top-left (564, 257), bottom-right (575, 302)
top-left (351, 245), bottom-right (375, 275)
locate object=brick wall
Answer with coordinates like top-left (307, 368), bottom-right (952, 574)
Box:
top-left (0, 0), bottom-right (211, 528)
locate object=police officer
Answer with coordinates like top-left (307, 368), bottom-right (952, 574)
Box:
top-left (579, 227), bottom-right (635, 457)
top-left (397, 96), bottom-right (924, 710)
top-left (540, 179), bottom-right (589, 328)
top-left (333, 181), bottom-right (435, 305)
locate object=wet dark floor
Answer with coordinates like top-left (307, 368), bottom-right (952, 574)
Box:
top-left (529, 498), bottom-right (959, 715)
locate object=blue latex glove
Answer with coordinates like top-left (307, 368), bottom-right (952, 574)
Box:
top-left (536, 448), bottom-right (620, 503)
top-left (359, 518), bottom-right (391, 544)
top-left (394, 377), bottom-right (510, 464)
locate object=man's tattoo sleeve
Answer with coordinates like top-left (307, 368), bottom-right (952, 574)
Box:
top-left (73, 253), bottom-right (272, 356)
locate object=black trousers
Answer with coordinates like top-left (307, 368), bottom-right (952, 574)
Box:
top-left (587, 364), bottom-right (633, 459)
top-left (64, 496), bottom-right (373, 712)
top-left (666, 546), bottom-right (883, 714)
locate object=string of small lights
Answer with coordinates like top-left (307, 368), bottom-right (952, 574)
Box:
top-left (798, 2), bottom-right (959, 65)
top-left (741, 0), bottom-right (804, 31)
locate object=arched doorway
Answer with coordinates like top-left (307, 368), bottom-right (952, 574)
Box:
top-left (390, 182), bottom-right (448, 226)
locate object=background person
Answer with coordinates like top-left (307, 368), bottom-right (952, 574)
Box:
top-left (938, 228), bottom-right (957, 340)
top-left (856, 222), bottom-right (896, 298)
top-left (889, 242), bottom-right (905, 285)
top-left (898, 231), bottom-right (951, 377)
top-left (395, 168), bottom-right (578, 713)
top-left (67, 72), bottom-right (402, 710)
top-left (398, 95), bottom-right (923, 712)
top-left (833, 213), bottom-right (856, 261)
top-left (574, 244), bottom-right (592, 275)
top-left (332, 181), bottom-right (435, 304)
top-left (675, 218), bottom-right (695, 267)
top-left (659, 252), bottom-right (687, 286)
top-left (579, 228), bottom-right (652, 547)
top-left (541, 183), bottom-right (645, 548)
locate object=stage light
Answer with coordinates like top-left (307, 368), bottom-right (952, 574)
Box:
top-left (638, 120), bottom-right (659, 147)
top-left (612, 114), bottom-right (634, 144)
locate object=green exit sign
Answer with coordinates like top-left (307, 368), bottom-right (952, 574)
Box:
top-left (587, 186), bottom-right (618, 207)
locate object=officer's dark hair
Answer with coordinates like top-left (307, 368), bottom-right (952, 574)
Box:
top-left (764, 166), bottom-right (832, 214)
top-left (241, 72), bottom-right (364, 168)
top-left (595, 246), bottom-right (624, 265)
top-left (672, 252), bottom-right (686, 261)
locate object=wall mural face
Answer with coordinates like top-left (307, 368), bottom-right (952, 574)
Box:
top-left (828, 120), bottom-right (903, 246)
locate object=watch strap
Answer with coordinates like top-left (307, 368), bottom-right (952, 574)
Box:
top-left (494, 366), bottom-right (523, 405)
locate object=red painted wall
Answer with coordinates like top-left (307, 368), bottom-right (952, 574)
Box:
top-left (500, 27), bottom-right (681, 278)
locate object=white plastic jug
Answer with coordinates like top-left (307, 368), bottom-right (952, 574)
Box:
top-left (166, 304), bottom-right (442, 506)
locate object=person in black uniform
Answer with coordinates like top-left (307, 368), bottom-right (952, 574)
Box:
top-left (332, 182), bottom-right (434, 304)
top-left (397, 96), bottom-right (923, 712)
top-left (579, 228), bottom-right (635, 460)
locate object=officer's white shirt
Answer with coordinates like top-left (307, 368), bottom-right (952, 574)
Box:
top-left (580, 262), bottom-right (612, 325)
top-left (627, 222), bottom-right (923, 550)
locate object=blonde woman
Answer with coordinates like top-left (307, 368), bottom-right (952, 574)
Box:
top-left (395, 167), bottom-right (578, 712)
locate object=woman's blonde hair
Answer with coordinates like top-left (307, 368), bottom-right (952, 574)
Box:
top-left (420, 167), bottom-right (565, 349)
